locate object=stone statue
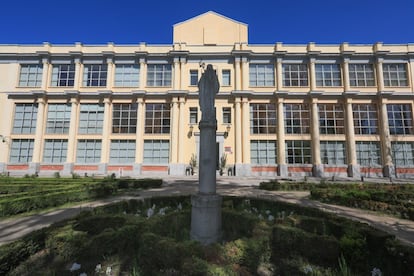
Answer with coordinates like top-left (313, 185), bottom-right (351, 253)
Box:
top-left (198, 64), bottom-right (219, 122)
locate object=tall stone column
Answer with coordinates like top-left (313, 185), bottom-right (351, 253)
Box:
top-left (100, 97), bottom-right (111, 174)
top-left (234, 57), bottom-right (241, 91)
top-left (277, 98), bottom-right (287, 176)
top-left (73, 57), bottom-right (82, 90)
top-left (134, 98), bottom-right (145, 174)
top-left (276, 58), bottom-right (283, 91)
top-left (240, 98), bottom-right (251, 175)
top-left (178, 98), bottom-right (186, 164)
top-left (173, 57), bottom-right (180, 90)
top-left (41, 57), bottom-right (50, 90)
top-left (241, 57), bottom-right (249, 90)
top-left (309, 57), bottom-right (316, 91)
top-left (31, 97), bottom-right (46, 174)
top-left (106, 57), bottom-right (114, 89)
top-left (169, 97), bottom-right (185, 175)
top-left (379, 99), bottom-right (394, 177)
top-left (376, 57), bottom-right (385, 92)
top-left (180, 57), bottom-right (187, 90)
top-left (139, 57), bottom-right (146, 89)
top-left (65, 97), bottom-right (79, 175)
top-left (342, 57), bottom-right (350, 92)
top-left (409, 56), bottom-right (414, 89)
top-left (234, 97), bottom-right (243, 174)
top-left (311, 99), bottom-right (323, 176)
top-left (345, 99), bottom-right (359, 177)
top-left (191, 64), bottom-right (222, 245)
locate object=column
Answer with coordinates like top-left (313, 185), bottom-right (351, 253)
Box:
top-left (277, 98), bottom-right (287, 176)
top-left (309, 57), bottom-right (316, 91)
top-left (345, 99), bottom-right (359, 177)
top-left (180, 57), bottom-right (187, 90)
top-left (31, 97), bottom-right (46, 172)
top-left (276, 58), bottom-right (283, 91)
top-left (135, 98), bottom-right (145, 167)
top-left (173, 57), bottom-right (180, 90)
top-left (178, 98), bottom-right (186, 163)
top-left (241, 57), bottom-right (249, 90)
top-left (66, 98), bottom-right (79, 165)
top-left (73, 57), bottom-right (82, 90)
top-left (41, 57), bottom-right (50, 90)
top-left (106, 57), bottom-right (114, 89)
top-left (169, 97), bottom-right (183, 175)
top-left (100, 98), bottom-right (111, 166)
top-left (379, 99), bottom-right (394, 177)
top-left (234, 57), bottom-right (241, 91)
top-left (139, 57), bottom-right (146, 89)
top-left (376, 57), bottom-right (385, 92)
top-left (409, 56), bottom-right (414, 90)
top-left (241, 98), bottom-right (250, 164)
top-left (342, 57), bottom-right (350, 92)
top-left (234, 98), bottom-right (242, 166)
top-left (311, 99), bottom-right (323, 176)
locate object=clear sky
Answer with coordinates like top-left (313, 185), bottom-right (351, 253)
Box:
top-left (1, 0), bottom-right (413, 45)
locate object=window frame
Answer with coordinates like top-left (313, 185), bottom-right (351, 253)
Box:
top-left (18, 64), bottom-right (43, 87)
top-left (349, 63), bottom-right (376, 87)
top-left (76, 139), bottom-right (102, 164)
top-left (78, 104), bottom-right (105, 134)
top-left (143, 140), bottom-right (170, 164)
top-left (285, 140), bottom-right (312, 164)
top-left (46, 103), bottom-right (71, 134)
top-left (9, 139), bottom-right (35, 163)
top-left (114, 64), bottom-right (140, 87)
top-left (284, 103), bottom-right (310, 134)
top-left (315, 64), bottom-right (342, 87)
top-left (387, 104), bottom-right (414, 135)
top-left (43, 139), bottom-right (68, 163)
top-left (353, 104), bottom-right (378, 135)
top-left (82, 64), bottom-right (108, 87)
top-left (50, 64), bottom-right (75, 87)
top-left (144, 103), bottom-right (171, 134)
top-left (222, 69), bottom-right (231, 86)
top-left (356, 141), bottom-right (381, 166)
top-left (249, 64), bottom-right (275, 87)
top-left (250, 103), bottom-right (277, 134)
top-left (383, 63), bottom-right (408, 87)
top-left (282, 64), bottom-right (309, 87)
top-left (189, 70), bottom-right (198, 86)
top-left (319, 103), bottom-right (345, 135)
top-left (112, 103), bottom-right (138, 134)
top-left (250, 140), bottom-right (277, 165)
top-left (391, 141), bottom-right (414, 167)
top-left (12, 103), bottom-right (38, 134)
top-left (109, 140), bottom-right (136, 164)
top-left (147, 64), bottom-right (172, 87)
top-left (320, 141), bottom-right (346, 165)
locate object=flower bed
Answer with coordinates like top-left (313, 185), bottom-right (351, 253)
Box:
top-left (1, 196), bottom-right (413, 275)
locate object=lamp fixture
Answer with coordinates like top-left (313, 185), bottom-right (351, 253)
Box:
top-left (224, 124), bottom-right (231, 138)
top-left (188, 124), bottom-right (194, 138)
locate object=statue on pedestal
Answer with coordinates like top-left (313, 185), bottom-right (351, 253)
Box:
top-left (198, 64), bottom-right (219, 122)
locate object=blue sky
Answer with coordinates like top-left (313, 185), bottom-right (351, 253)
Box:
top-left (1, 0), bottom-right (413, 45)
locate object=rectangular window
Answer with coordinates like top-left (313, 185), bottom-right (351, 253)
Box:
top-left (9, 139), bottom-right (34, 163)
top-left (51, 64), bottom-right (75, 87)
top-left (143, 140), bottom-right (170, 164)
top-left (83, 64), bottom-right (107, 87)
top-left (43, 139), bottom-right (68, 163)
top-left (189, 107), bottom-right (198, 124)
top-left (250, 103), bottom-right (276, 134)
top-left (383, 64), bottom-right (408, 87)
top-left (285, 140), bottom-right (312, 164)
top-left (76, 139), bottom-right (102, 163)
top-left (114, 64), bottom-right (140, 87)
top-left (353, 104), bottom-right (378, 135)
top-left (19, 64), bottom-right (43, 87)
top-left (190, 70), bottom-right (198, 86)
top-left (145, 103), bottom-right (171, 134)
top-left (349, 64), bottom-right (375, 87)
top-left (284, 103), bottom-right (310, 134)
top-left (46, 103), bottom-right (71, 134)
top-left (110, 140), bottom-right (136, 164)
top-left (319, 104), bottom-right (345, 135)
top-left (112, 103), bottom-right (137, 134)
top-left (249, 64), bottom-right (275, 87)
top-left (251, 140), bottom-right (277, 165)
top-left (13, 103), bottom-right (38, 134)
top-left (283, 64), bottom-right (308, 87)
top-left (356, 141), bottom-right (381, 166)
top-left (222, 70), bottom-right (231, 86)
top-left (147, 64), bottom-right (172, 87)
top-left (392, 142), bottom-right (414, 166)
top-left (315, 64), bottom-right (341, 87)
top-left (320, 141), bottom-right (346, 165)
top-left (387, 104), bottom-right (413, 135)
top-left (78, 104), bottom-right (104, 134)
top-left (222, 107), bottom-right (231, 124)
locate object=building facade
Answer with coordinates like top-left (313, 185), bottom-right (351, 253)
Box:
top-left (1, 11), bottom-right (414, 178)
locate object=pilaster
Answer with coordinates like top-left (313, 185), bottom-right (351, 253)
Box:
top-left (376, 57), bottom-right (385, 92)
top-left (342, 57), bottom-right (350, 92)
top-left (41, 57), bottom-right (50, 90)
top-left (180, 57), bottom-right (187, 90)
top-left (311, 98), bottom-right (323, 177)
top-left (100, 97), bottom-right (112, 164)
top-left (73, 57), bottom-right (82, 90)
top-left (170, 98), bottom-right (179, 164)
top-left (106, 56), bottom-right (114, 89)
top-left (309, 57), bottom-right (316, 91)
top-left (345, 98), bottom-right (360, 177)
top-left (276, 57), bottom-right (283, 91)
top-left (379, 98), bottom-right (394, 177)
top-left (277, 97), bottom-right (287, 177)
top-left (32, 97), bottom-right (46, 164)
top-left (173, 57), bottom-right (180, 90)
top-left (135, 98), bottom-right (145, 163)
top-left (234, 97), bottom-right (242, 165)
top-left (66, 97), bottom-right (79, 164)
top-left (178, 98), bottom-right (186, 163)
top-left (234, 57), bottom-right (241, 91)
top-left (241, 97), bottom-right (250, 163)
top-left (139, 57), bottom-right (147, 89)
top-left (241, 56), bottom-right (249, 90)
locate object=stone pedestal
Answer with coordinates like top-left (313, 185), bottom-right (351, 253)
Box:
top-left (383, 165), bottom-right (395, 178)
top-left (312, 164), bottom-right (324, 177)
top-left (190, 194), bottom-right (222, 245)
top-left (198, 121), bottom-right (217, 194)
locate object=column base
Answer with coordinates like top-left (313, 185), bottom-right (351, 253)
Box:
top-left (278, 164), bottom-right (288, 177)
top-left (312, 164), bottom-right (324, 177)
top-left (383, 165), bottom-right (395, 178)
top-left (347, 164), bottom-right (360, 178)
top-left (235, 164), bottom-right (252, 177)
top-left (62, 163), bottom-right (74, 177)
top-left (133, 163), bottom-right (142, 177)
top-left (169, 163), bottom-right (186, 176)
top-left (28, 162), bottom-right (40, 175)
top-left (191, 194), bottom-right (222, 245)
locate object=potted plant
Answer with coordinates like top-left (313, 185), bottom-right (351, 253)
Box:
top-left (189, 154), bottom-right (197, 175)
top-left (219, 153), bottom-right (227, 176)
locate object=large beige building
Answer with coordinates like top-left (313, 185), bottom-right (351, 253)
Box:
top-left (1, 11), bottom-right (414, 178)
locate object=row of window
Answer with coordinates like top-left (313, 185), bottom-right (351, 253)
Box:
top-left (251, 140), bottom-right (414, 167)
top-left (10, 138), bottom-right (414, 167)
top-left (13, 102), bottom-right (413, 136)
top-left (10, 139), bottom-right (169, 164)
top-left (18, 62), bottom-right (410, 88)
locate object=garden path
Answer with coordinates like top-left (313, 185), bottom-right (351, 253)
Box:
top-left (0, 176), bottom-right (413, 247)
